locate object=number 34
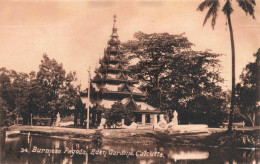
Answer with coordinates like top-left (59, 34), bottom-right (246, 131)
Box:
top-left (20, 148), bottom-right (29, 153)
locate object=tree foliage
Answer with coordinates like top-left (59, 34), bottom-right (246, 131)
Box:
top-left (0, 54), bottom-right (80, 126)
top-left (122, 32), bottom-right (193, 108)
top-left (236, 49), bottom-right (260, 126)
top-left (197, 0), bottom-right (256, 131)
top-left (104, 102), bottom-right (134, 128)
top-left (123, 32), bottom-right (228, 126)
top-left (74, 96), bottom-right (86, 127)
top-left (36, 54), bottom-right (79, 124)
top-left (0, 68), bottom-right (31, 125)
top-left (197, 0), bottom-right (255, 29)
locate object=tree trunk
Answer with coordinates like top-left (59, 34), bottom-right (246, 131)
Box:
top-left (92, 110), bottom-right (96, 127)
top-left (50, 114), bottom-right (54, 126)
top-left (227, 13), bottom-right (236, 132)
top-left (251, 112), bottom-right (255, 127)
top-left (74, 110), bottom-right (78, 126)
top-left (256, 49), bottom-right (260, 126)
top-left (80, 112), bottom-right (84, 127)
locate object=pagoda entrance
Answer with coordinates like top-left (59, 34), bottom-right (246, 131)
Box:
top-left (135, 113), bottom-right (142, 123)
top-left (135, 113), bottom-right (154, 125)
top-left (145, 114), bottom-right (151, 124)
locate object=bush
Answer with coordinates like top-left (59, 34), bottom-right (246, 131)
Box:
top-left (92, 130), bottom-right (103, 147)
top-left (205, 130), bottom-right (258, 147)
top-left (104, 102), bottom-right (134, 128)
top-left (61, 115), bottom-right (74, 122)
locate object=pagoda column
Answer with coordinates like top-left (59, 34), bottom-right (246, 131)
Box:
top-left (142, 114), bottom-right (146, 125)
top-left (153, 114), bottom-right (158, 125)
top-left (121, 118), bottom-right (125, 125)
top-left (150, 114), bottom-right (154, 124)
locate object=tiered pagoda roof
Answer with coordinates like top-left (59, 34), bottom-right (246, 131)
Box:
top-left (91, 15), bottom-right (159, 113)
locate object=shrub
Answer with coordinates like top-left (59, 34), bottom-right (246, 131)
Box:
top-left (205, 130), bottom-right (258, 147)
top-left (61, 115), bottom-right (74, 122)
top-left (104, 102), bottom-right (134, 128)
top-left (92, 130), bottom-right (103, 147)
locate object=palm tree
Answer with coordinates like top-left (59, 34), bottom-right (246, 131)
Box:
top-left (197, 0), bottom-right (256, 131)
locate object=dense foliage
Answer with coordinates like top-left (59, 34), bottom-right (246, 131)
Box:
top-left (104, 102), bottom-right (134, 128)
top-left (0, 68), bottom-right (32, 126)
top-left (204, 130), bottom-right (258, 147)
top-left (122, 32), bottom-right (228, 126)
top-left (74, 96), bottom-right (86, 127)
top-left (36, 54), bottom-right (79, 124)
top-left (197, 0), bottom-right (256, 131)
top-left (91, 130), bottom-right (103, 147)
top-left (235, 49), bottom-right (260, 126)
top-left (0, 54), bottom-right (79, 126)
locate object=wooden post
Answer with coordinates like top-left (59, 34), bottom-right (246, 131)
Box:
top-left (256, 50), bottom-right (260, 126)
top-left (121, 118), bottom-right (125, 126)
top-left (142, 114), bottom-right (146, 125)
top-left (87, 67), bottom-right (91, 129)
top-left (153, 114), bottom-right (158, 125)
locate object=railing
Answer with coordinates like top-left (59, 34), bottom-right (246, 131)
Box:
top-left (136, 122), bottom-right (154, 129)
top-left (222, 121), bottom-right (245, 128)
top-left (17, 117), bottom-right (51, 126)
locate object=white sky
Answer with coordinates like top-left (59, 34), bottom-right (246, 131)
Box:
top-left (0, 0), bottom-right (259, 90)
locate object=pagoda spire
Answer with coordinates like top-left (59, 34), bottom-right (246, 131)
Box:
top-left (108, 14), bottom-right (120, 53)
top-left (111, 14), bottom-right (118, 37)
top-left (113, 15), bottom-right (117, 28)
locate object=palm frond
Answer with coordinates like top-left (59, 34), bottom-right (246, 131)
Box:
top-left (197, 0), bottom-right (220, 29)
top-left (222, 0), bottom-right (233, 16)
top-left (237, 0), bottom-right (256, 19)
top-left (197, 0), bottom-right (216, 11)
top-left (249, 0), bottom-right (256, 5)
top-left (206, 1), bottom-right (219, 29)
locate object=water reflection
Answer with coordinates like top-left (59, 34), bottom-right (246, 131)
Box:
top-left (0, 134), bottom-right (259, 164)
top-left (5, 136), bottom-right (20, 143)
top-left (168, 150), bottom-right (209, 161)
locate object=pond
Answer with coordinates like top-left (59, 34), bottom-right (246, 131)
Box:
top-left (0, 133), bottom-right (259, 164)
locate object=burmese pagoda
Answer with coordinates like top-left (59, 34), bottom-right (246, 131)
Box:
top-left (82, 15), bottom-right (160, 128)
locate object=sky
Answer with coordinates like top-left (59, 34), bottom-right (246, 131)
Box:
top-left (0, 0), bottom-right (259, 90)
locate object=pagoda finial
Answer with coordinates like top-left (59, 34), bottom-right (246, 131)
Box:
top-left (109, 14), bottom-right (119, 48)
top-left (113, 14), bottom-right (117, 22)
top-left (112, 14), bottom-right (117, 31)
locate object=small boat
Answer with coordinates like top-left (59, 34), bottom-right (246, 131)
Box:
top-left (5, 130), bottom-right (20, 137)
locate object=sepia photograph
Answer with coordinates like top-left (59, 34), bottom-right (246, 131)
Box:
top-left (0, 0), bottom-right (259, 163)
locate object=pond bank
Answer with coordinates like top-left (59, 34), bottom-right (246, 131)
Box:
top-left (3, 125), bottom-right (259, 148)
top-left (3, 125), bottom-right (210, 145)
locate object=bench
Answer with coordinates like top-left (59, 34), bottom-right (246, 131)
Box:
top-left (222, 121), bottom-right (245, 128)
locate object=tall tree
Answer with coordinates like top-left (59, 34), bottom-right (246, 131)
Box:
top-left (0, 68), bottom-right (16, 115)
top-left (12, 72), bottom-right (31, 124)
top-left (0, 97), bottom-right (10, 126)
top-left (0, 55), bottom-right (80, 126)
top-left (36, 54), bottom-right (79, 125)
top-left (0, 68), bottom-right (31, 125)
top-left (256, 49), bottom-right (260, 126)
top-left (197, 0), bottom-right (256, 131)
top-left (236, 48), bottom-right (260, 126)
top-left (122, 32), bottom-right (193, 108)
top-left (164, 51), bottom-right (227, 126)
top-left (123, 32), bottom-right (227, 126)
top-left (74, 96), bottom-right (85, 127)
top-left (0, 68), bottom-right (14, 126)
